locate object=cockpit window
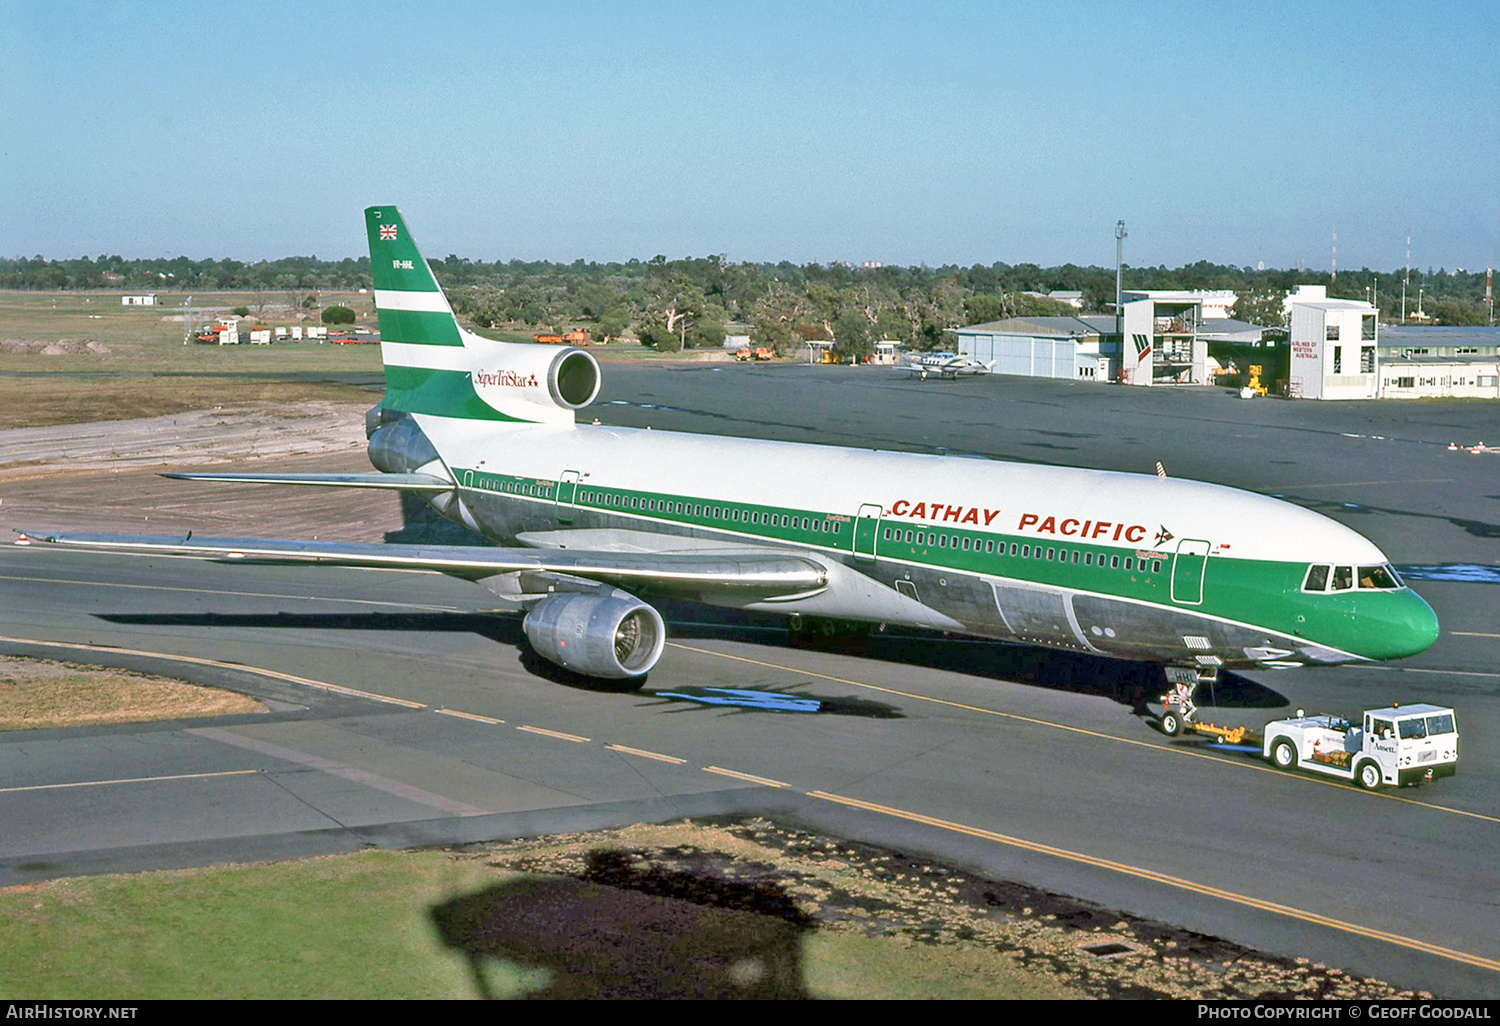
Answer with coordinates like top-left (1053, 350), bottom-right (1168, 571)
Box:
top-left (1357, 564), bottom-right (1402, 589)
top-left (1330, 565), bottom-right (1354, 591)
top-left (1303, 564), bottom-right (1329, 591)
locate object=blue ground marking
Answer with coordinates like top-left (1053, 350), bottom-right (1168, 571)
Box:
top-left (1209, 743), bottom-right (1265, 755)
top-left (652, 687), bottom-right (822, 713)
top-left (1397, 564), bottom-right (1500, 585)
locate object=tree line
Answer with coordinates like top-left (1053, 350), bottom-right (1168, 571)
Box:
top-left (3, 252), bottom-right (1493, 355)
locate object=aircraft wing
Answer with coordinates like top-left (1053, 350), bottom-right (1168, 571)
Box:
top-left (161, 472), bottom-right (454, 492)
top-left (14, 530), bottom-right (828, 597)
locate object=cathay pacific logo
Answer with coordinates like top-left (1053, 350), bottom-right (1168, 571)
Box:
top-left (475, 369), bottom-right (540, 388)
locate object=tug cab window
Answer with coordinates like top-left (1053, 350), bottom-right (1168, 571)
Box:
top-left (1397, 717), bottom-right (1428, 740)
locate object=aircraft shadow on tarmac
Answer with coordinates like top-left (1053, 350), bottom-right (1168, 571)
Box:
top-left (429, 849), bottom-right (811, 999)
top-left (96, 601), bottom-right (1286, 717)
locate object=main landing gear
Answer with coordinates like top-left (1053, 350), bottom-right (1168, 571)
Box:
top-left (1159, 666), bottom-right (1218, 737)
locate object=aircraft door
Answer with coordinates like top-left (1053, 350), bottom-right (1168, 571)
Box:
top-left (1170, 539), bottom-right (1211, 605)
top-left (555, 470), bottom-right (582, 524)
top-left (852, 503), bottom-right (883, 561)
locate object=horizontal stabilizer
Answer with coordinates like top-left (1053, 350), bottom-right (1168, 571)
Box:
top-left (160, 472), bottom-right (454, 492)
top-left (15, 530), bottom-right (829, 596)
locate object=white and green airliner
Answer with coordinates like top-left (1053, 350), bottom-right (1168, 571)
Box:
top-left (27, 206), bottom-right (1440, 714)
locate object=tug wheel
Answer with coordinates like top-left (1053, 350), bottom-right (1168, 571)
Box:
top-left (1271, 739), bottom-right (1298, 770)
top-left (1356, 761), bottom-right (1383, 791)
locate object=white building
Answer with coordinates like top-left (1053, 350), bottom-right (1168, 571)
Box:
top-left (1287, 291), bottom-right (1379, 400)
top-left (1119, 292), bottom-right (1207, 385)
top-left (1377, 326), bottom-right (1500, 399)
top-left (121, 294), bottom-right (158, 306)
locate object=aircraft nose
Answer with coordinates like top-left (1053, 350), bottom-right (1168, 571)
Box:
top-left (1387, 591), bottom-right (1441, 659)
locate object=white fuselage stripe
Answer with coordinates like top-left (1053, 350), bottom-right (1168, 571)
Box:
top-left (374, 289), bottom-right (452, 313)
top-left (382, 341), bottom-right (474, 370)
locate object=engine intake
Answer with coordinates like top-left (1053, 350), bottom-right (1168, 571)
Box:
top-left (522, 592), bottom-right (666, 680)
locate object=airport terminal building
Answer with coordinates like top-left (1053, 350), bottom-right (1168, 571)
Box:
top-left (1377, 325), bottom-right (1500, 399)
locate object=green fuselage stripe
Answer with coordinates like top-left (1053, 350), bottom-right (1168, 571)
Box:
top-left (455, 466), bottom-right (1419, 659)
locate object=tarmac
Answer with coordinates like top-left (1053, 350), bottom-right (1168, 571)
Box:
top-left (2, 363), bottom-right (1499, 996)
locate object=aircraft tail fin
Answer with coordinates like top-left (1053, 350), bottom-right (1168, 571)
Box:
top-left (363, 205), bottom-right (599, 425)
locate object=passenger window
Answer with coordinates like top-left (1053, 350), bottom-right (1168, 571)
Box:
top-left (1110, 555), bottom-right (1119, 568)
top-left (1303, 565), bottom-right (1329, 591)
top-left (1124, 557), bottom-right (1133, 571)
top-left (1047, 548), bottom-right (1056, 560)
top-left (1331, 566), bottom-right (1354, 591)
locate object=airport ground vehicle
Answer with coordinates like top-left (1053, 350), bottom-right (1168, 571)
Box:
top-left (1161, 698), bottom-right (1458, 790)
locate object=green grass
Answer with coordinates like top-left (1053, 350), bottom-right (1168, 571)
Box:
top-left (0, 850), bottom-right (1077, 999)
top-left (0, 290), bottom-right (383, 375)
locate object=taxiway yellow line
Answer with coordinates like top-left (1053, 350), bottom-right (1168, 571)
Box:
top-left (517, 724), bottom-right (590, 743)
top-left (435, 708), bottom-right (505, 725)
top-left (605, 743), bottom-right (687, 764)
top-left (806, 789), bottom-right (1500, 973)
top-left (703, 766), bottom-right (790, 789)
top-left (0, 769), bottom-right (258, 794)
top-left (0, 633), bottom-right (427, 709)
top-left (0, 573), bottom-right (465, 613)
top-left (666, 641), bottom-right (1500, 825)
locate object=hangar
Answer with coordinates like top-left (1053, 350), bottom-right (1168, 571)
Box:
top-left (952, 316), bottom-right (1120, 383)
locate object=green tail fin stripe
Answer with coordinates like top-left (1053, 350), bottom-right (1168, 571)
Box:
top-left (365, 207), bottom-right (442, 293)
top-left (381, 366), bottom-right (526, 422)
top-left (366, 205), bottom-right (463, 349)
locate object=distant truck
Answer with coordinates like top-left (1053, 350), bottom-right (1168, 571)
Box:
top-left (1161, 700), bottom-right (1459, 790)
top-left (533, 329), bottom-right (593, 346)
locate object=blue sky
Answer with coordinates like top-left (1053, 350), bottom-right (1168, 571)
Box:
top-left (3, 1), bottom-right (1496, 271)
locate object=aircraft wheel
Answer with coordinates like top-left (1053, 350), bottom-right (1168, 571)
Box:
top-left (1160, 709), bottom-right (1184, 737)
top-left (1271, 739), bottom-right (1298, 770)
top-left (1356, 761), bottom-right (1383, 791)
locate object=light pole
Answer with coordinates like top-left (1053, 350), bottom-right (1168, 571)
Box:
top-left (1114, 220), bottom-right (1127, 316)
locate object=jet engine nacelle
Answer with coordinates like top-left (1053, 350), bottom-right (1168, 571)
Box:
top-left (522, 592), bottom-right (666, 679)
top-left (464, 334), bottom-right (601, 420)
